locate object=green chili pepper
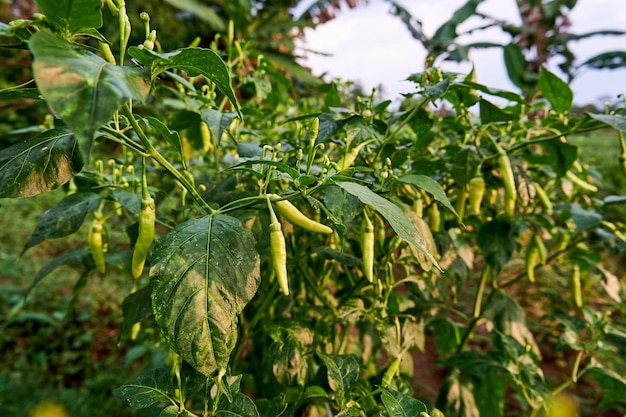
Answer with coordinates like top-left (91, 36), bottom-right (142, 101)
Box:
top-left (89, 220), bottom-right (106, 274)
top-left (270, 195), bottom-right (332, 234)
top-left (572, 264), bottom-right (582, 308)
top-left (268, 197), bottom-right (289, 296)
top-left (361, 210), bottom-right (375, 283)
top-left (131, 160), bottom-right (156, 279)
top-left (468, 176), bottom-right (486, 216)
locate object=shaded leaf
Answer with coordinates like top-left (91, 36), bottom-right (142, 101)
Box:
top-left (0, 88), bottom-right (41, 100)
top-left (0, 127), bottom-right (83, 199)
top-left (26, 248), bottom-right (90, 298)
top-left (568, 204), bottom-right (602, 232)
top-left (538, 67), bottom-right (573, 113)
top-left (483, 291), bottom-right (539, 355)
top-left (477, 217), bottom-right (516, 273)
top-left (112, 367), bottom-right (174, 410)
top-left (587, 113), bottom-right (626, 132)
top-left (437, 371), bottom-right (480, 417)
top-left (34, 0), bottom-right (102, 36)
top-left (120, 285), bottom-right (153, 341)
top-left (22, 192), bottom-right (102, 254)
top-left (142, 117), bottom-right (183, 164)
top-left (216, 392), bottom-right (260, 417)
top-left (30, 30), bottom-right (150, 160)
top-left (150, 215), bottom-right (260, 377)
top-left (317, 352), bottom-right (360, 393)
top-left (479, 99), bottom-right (514, 124)
top-left (162, 0), bottom-right (225, 31)
top-left (581, 51), bottom-right (626, 70)
top-left (200, 109), bottom-right (237, 145)
top-left (336, 181), bottom-right (441, 270)
top-left (451, 148), bottom-right (480, 187)
top-left (380, 388), bottom-right (427, 417)
top-left (531, 140), bottom-right (577, 177)
top-left (588, 365), bottom-right (626, 407)
top-left (399, 174), bottom-right (460, 220)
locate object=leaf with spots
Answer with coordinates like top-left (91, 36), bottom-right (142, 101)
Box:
top-left (0, 127), bottom-right (83, 199)
top-left (150, 215), bottom-right (260, 377)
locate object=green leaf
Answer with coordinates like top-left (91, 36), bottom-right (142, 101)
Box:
top-left (112, 367), bottom-right (174, 410)
top-left (142, 117), bottom-right (183, 163)
top-left (451, 148), bottom-right (480, 187)
top-left (0, 88), bottom-right (41, 100)
top-left (588, 365), bottom-right (626, 407)
top-left (159, 406), bottom-right (195, 417)
top-left (531, 140), bottom-right (578, 177)
top-left (30, 30), bottom-right (150, 160)
top-left (22, 192), bottom-right (103, 255)
top-left (0, 127), bottom-right (83, 199)
top-left (477, 217), bottom-right (516, 273)
top-left (26, 248), bottom-right (90, 298)
top-left (430, 318), bottom-right (462, 356)
top-left (580, 51), bottom-right (626, 70)
top-left (398, 174), bottom-right (460, 221)
top-left (335, 181), bottom-right (441, 270)
top-left (200, 109), bottom-right (237, 145)
top-left (34, 0), bottom-right (102, 36)
top-left (479, 99), bottom-right (514, 124)
top-left (317, 352), bottom-right (360, 393)
top-left (423, 77), bottom-right (451, 99)
top-left (216, 392), bottom-right (260, 417)
top-left (454, 82), bottom-right (523, 102)
top-left (587, 113), bottom-right (626, 132)
top-left (128, 47), bottom-right (240, 117)
top-left (503, 43), bottom-right (533, 93)
top-left (483, 291), bottom-right (539, 355)
top-left (119, 285), bottom-right (153, 341)
top-left (538, 67), bottom-right (573, 113)
top-left (473, 373), bottom-right (505, 417)
top-left (437, 371), bottom-right (480, 417)
top-left (568, 204), bottom-right (602, 232)
top-left (150, 215), bottom-right (260, 377)
top-left (324, 82), bottom-right (342, 109)
top-left (380, 388), bottom-right (428, 417)
top-left (161, 0), bottom-right (226, 31)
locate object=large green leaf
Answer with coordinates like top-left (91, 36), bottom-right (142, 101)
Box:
top-left (128, 46), bottom-right (241, 117)
top-left (479, 99), bottom-right (514, 124)
top-left (399, 174), bottom-right (460, 221)
top-left (589, 364), bottom-right (626, 407)
top-left (538, 67), bottom-right (573, 113)
top-left (587, 113), bottom-right (626, 132)
top-left (200, 109), bottom-right (237, 145)
top-left (380, 388), bottom-right (428, 417)
top-left (0, 127), bottom-right (83, 199)
top-left (112, 368), bottom-right (174, 410)
top-left (150, 215), bottom-right (260, 377)
top-left (30, 29), bottom-right (150, 160)
top-left (335, 181), bottom-right (441, 270)
top-left (216, 392), bottom-right (260, 417)
top-left (483, 291), bottom-right (539, 355)
top-left (317, 352), bottom-right (360, 393)
top-left (21, 192), bottom-right (102, 254)
top-left (34, 0), bottom-right (102, 37)
top-left (437, 371), bottom-right (480, 417)
top-left (477, 217), bottom-right (516, 273)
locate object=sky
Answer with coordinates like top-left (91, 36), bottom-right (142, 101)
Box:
top-left (293, 0), bottom-right (626, 105)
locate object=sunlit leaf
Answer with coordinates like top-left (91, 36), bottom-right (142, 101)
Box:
top-left (30, 29), bottom-right (150, 160)
top-left (380, 388), bottom-right (427, 417)
top-left (150, 215), bottom-right (260, 377)
top-left (34, 0), bottom-right (102, 36)
top-left (399, 174), bottom-right (461, 221)
top-left (587, 113), bottom-right (626, 132)
top-left (216, 392), bottom-right (260, 417)
top-left (0, 128), bottom-right (83, 199)
top-left (128, 46), bottom-right (240, 117)
top-left (538, 67), bottom-right (573, 113)
top-left (336, 181), bottom-right (441, 270)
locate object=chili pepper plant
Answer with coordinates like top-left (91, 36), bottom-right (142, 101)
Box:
top-left (1, 1), bottom-right (626, 416)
